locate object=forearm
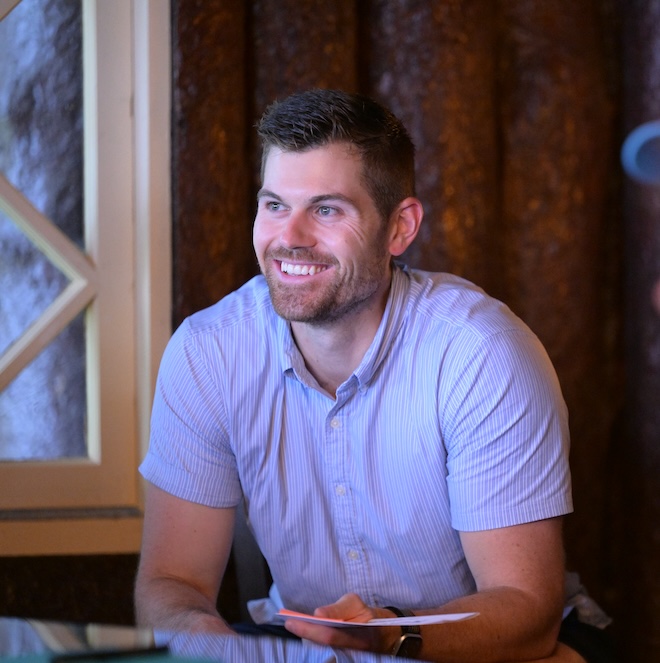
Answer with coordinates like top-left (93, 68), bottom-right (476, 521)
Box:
top-left (413, 586), bottom-right (562, 663)
top-left (134, 575), bottom-right (234, 635)
top-left (135, 485), bottom-right (237, 635)
top-left (289, 520), bottom-right (567, 661)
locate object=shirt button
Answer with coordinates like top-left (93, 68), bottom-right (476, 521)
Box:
top-left (347, 550), bottom-right (359, 561)
top-left (330, 417), bottom-right (341, 429)
top-left (335, 484), bottom-right (346, 496)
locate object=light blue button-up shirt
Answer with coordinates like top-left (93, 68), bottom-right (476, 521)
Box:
top-left (140, 265), bottom-right (572, 614)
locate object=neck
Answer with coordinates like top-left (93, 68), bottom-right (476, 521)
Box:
top-left (291, 281), bottom-right (390, 398)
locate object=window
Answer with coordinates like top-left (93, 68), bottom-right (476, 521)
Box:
top-left (0, 0), bottom-right (171, 554)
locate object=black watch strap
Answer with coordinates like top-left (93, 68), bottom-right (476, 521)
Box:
top-left (385, 606), bottom-right (423, 658)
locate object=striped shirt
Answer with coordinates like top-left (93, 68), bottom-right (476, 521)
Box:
top-left (140, 264), bottom-right (572, 614)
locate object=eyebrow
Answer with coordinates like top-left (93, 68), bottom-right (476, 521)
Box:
top-left (256, 189), bottom-right (358, 208)
top-left (256, 189), bottom-right (282, 201)
top-left (309, 193), bottom-right (358, 207)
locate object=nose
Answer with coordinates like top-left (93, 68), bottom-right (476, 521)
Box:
top-left (280, 209), bottom-right (313, 248)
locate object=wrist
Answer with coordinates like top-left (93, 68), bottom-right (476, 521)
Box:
top-left (384, 606), bottom-right (423, 659)
top-left (382, 623), bottom-right (404, 655)
top-left (370, 607), bottom-right (401, 654)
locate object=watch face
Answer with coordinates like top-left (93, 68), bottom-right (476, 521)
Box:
top-left (394, 633), bottom-right (423, 658)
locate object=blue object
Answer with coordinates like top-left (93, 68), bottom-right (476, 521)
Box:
top-left (621, 120), bottom-right (660, 185)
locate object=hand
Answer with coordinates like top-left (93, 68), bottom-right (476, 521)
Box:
top-left (283, 593), bottom-right (400, 654)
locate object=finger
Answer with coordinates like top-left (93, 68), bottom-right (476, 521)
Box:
top-left (284, 619), bottom-right (338, 645)
top-left (285, 619), bottom-right (375, 652)
top-left (315, 593), bottom-right (369, 621)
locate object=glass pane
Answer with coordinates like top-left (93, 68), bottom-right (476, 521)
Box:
top-left (0, 0), bottom-right (86, 460)
top-left (0, 0), bottom-right (84, 247)
top-left (0, 211), bottom-right (68, 357)
top-left (0, 313), bottom-right (86, 461)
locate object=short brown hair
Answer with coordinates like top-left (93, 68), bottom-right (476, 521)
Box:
top-left (257, 89), bottom-right (416, 222)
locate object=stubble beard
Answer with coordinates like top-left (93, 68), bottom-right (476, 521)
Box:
top-left (262, 253), bottom-right (386, 326)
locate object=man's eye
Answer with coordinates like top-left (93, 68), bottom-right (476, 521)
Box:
top-left (317, 206), bottom-right (336, 216)
top-left (266, 201), bottom-right (282, 212)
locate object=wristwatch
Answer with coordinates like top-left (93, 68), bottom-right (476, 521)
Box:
top-left (385, 606), bottom-right (423, 658)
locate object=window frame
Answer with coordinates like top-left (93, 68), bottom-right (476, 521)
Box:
top-left (0, 0), bottom-right (171, 555)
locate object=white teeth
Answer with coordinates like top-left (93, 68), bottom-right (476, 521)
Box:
top-left (280, 261), bottom-right (326, 276)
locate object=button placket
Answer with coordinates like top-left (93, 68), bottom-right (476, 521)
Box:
top-left (325, 401), bottom-right (369, 597)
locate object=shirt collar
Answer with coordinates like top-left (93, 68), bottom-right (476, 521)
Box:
top-left (352, 263), bottom-right (410, 390)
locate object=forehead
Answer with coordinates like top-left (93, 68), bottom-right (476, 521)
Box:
top-left (261, 143), bottom-right (366, 193)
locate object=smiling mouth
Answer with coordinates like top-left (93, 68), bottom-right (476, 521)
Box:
top-left (280, 261), bottom-right (329, 276)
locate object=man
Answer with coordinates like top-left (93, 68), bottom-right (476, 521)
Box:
top-left (135, 89), bottom-right (590, 661)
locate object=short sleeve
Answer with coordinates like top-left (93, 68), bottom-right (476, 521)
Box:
top-left (442, 329), bottom-right (573, 531)
top-left (139, 320), bottom-right (243, 507)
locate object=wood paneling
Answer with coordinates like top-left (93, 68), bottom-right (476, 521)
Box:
top-left (172, 0), bottom-right (253, 324)
top-left (361, 0), bottom-right (502, 296)
top-left (498, 0), bottom-right (621, 608)
top-left (620, 2), bottom-right (660, 660)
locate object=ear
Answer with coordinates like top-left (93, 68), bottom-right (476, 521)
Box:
top-left (387, 197), bottom-right (424, 257)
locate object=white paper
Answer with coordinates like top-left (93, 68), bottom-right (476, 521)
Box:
top-left (276, 609), bottom-right (478, 628)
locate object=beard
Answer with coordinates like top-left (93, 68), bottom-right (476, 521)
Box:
top-left (261, 248), bottom-right (388, 326)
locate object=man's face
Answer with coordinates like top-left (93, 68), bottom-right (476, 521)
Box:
top-left (253, 143), bottom-right (393, 325)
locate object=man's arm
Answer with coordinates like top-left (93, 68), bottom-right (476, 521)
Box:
top-left (284, 517), bottom-right (566, 662)
top-left (135, 482), bottom-right (236, 634)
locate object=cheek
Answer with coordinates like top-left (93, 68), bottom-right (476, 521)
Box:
top-left (252, 218), bottom-right (271, 252)
top-left (333, 229), bottom-right (386, 261)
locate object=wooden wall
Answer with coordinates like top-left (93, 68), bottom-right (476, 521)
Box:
top-left (619, 2), bottom-right (660, 659)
